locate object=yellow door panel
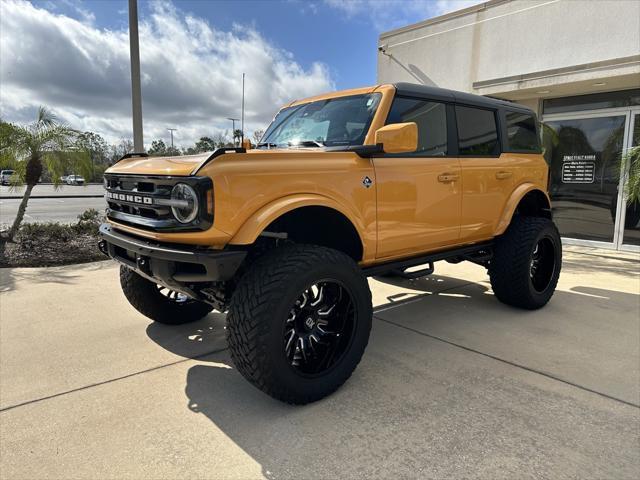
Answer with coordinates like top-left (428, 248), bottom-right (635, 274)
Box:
top-left (374, 157), bottom-right (461, 259)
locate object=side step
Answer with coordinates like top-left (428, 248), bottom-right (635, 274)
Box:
top-left (390, 262), bottom-right (434, 279)
top-left (362, 242), bottom-right (493, 278)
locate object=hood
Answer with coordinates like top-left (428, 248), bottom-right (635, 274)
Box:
top-left (106, 152), bottom-right (211, 176)
top-left (105, 148), bottom-right (328, 177)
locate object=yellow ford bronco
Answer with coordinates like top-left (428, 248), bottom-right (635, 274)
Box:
top-left (99, 83), bottom-right (561, 404)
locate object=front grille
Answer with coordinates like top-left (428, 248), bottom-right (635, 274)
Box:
top-left (104, 173), bottom-right (213, 232)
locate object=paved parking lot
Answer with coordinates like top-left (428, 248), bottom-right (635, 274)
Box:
top-left (1, 246), bottom-right (638, 479)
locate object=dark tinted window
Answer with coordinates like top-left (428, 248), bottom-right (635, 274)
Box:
top-left (386, 97), bottom-right (447, 156)
top-left (505, 111), bottom-right (539, 152)
top-left (455, 106), bottom-right (499, 156)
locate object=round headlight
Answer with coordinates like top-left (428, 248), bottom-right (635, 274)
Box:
top-left (171, 183), bottom-right (199, 223)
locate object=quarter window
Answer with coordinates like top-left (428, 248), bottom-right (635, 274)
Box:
top-left (386, 97), bottom-right (448, 156)
top-left (505, 111), bottom-right (539, 152)
top-left (455, 106), bottom-right (499, 156)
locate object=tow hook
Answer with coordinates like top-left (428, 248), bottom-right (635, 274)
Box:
top-left (98, 240), bottom-right (108, 256)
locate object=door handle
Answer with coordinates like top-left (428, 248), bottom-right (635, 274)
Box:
top-left (495, 171), bottom-right (512, 180)
top-left (437, 173), bottom-right (459, 183)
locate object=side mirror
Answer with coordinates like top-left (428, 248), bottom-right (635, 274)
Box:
top-left (242, 138), bottom-right (252, 150)
top-left (374, 122), bottom-right (418, 154)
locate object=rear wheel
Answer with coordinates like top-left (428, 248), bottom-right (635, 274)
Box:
top-left (119, 265), bottom-right (213, 324)
top-left (227, 245), bottom-right (372, 404)
top-left (489, 216), bottom-right (561, 310)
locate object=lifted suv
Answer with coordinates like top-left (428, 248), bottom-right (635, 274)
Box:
top-left (99, 83), bottom-right (561, 404)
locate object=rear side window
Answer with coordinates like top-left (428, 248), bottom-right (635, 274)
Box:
top-left (505, 111), bottom-right (539, 152)
top-left (386, 97), bottom-right (448, 156)
top-left (455, 106), bottom-right (499, 156)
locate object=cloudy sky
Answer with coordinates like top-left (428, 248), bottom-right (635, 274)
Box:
top-left (0, 0), bottom-right (481, 149)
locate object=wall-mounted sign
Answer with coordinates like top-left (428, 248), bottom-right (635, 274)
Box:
top-left (562, 155), bottom-right (596, 184)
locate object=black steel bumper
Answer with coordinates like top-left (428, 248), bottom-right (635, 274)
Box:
top-left (98, 223), bottom-right (246, 290)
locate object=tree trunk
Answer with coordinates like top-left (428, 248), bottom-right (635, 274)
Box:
top-left (5, 183), bottom-right (35, 242)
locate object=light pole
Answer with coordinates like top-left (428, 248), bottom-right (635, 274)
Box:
top-left (241, 72), bottom-right (245, 144)
top-left (167, 128), bottom-right (177, 151)
top-left (128, 0), bottom-right (144, 152)
top-left (227, 117), bottom-right (239, 145)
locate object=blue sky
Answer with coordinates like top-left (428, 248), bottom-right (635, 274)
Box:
top-left (3, 0), bottom-right (481, 147)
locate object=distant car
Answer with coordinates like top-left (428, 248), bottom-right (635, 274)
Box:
top-left (60, 175), bottom-right (68, 183)
top-left (0, 169), bottom-right (15, 185)
top-left (66, 175), bottom-right (85, 185)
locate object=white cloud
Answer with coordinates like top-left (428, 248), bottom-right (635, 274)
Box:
top-left (323, 0), bottom-right (483, 32)
top-left (0, 0), bottom-right (334, 149)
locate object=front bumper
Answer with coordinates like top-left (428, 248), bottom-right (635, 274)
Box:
top-left (98, 223), bottom-right (246, 291)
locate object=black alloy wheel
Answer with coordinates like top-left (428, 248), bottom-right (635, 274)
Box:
top-left (529, 237), bottom-right (557, 293)
top-left (284, 280), bottom-right (356, 376)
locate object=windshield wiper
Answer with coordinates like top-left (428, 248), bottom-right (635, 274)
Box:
top-left (288, 140), bottom-right (325, 148)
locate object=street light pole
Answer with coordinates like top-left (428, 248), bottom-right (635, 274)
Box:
top-left (241, 73), bottom-right (245, 144)
top-left (167, 128), bottom-right (177, 150)
top-left (128, 0), bottom-right (144, 152)
top-left (226, 117), bottom-right (239, 145)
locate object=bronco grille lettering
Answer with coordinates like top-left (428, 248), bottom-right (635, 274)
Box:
top-left (106, 191), bottom-right (153, 205)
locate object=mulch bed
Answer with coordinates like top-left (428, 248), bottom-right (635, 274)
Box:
top-left (0, 232), bottom-right (104, 268)
top-left (0, 210), bottom-right (106, 267)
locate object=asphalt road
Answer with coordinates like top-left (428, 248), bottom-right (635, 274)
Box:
top-left (0, 184), bottom-right (104, 198)
top-left (1, 246), bottom-right (638, 479)
top-left (0, 197), bottom-right (107, 225)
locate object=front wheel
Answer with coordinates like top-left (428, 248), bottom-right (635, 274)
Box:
top-left (119, 266), bottom-right (213, 324)
top-left (227, 245), bottom-right (372, 404)
top-left (489, 216), bottom-right (562, 310)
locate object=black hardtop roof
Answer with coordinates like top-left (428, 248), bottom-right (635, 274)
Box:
top-left (393, 82), bottom-right (534, 114)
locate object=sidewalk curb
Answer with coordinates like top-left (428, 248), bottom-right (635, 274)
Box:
top-left (1, 195), bottom-right (104, 200)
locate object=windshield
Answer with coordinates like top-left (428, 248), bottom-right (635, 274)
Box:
top-left (260, 93), bottom-right (381, 148)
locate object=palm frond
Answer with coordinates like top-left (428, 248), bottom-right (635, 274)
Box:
top-left (622, 146), bottom-right (640, 204)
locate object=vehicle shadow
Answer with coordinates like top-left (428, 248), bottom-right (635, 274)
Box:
top-left (145, 273), bottom-right (639, 478)
top-left (0, 260), bottom-right (114, 293)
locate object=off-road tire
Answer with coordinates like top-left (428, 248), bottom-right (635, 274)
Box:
top-left (489, 216), bottom-right (562, 310)
top-left (119, 265), bottom-right (213, 324)
top-left (227, 244), bottom-right (372, 404)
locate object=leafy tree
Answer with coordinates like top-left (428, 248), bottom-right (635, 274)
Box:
top-left (212, 131), bottom-right (230, 148)
top-left (76, 131), bottom-right (109, 181)
top-left (165, 145), bottom-right (181, 156)
top-left (0, 107), bottom-right (91, 241)
top-left (194, 136), bottom-right (216, 152)
top-left (252, 129), bottom-right (265, 144)
top-left (109, 138), bottom-right (134, 164)
top-left (148, 139), bottom-right (167, 156)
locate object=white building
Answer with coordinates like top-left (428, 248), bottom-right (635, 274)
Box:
top-left (377, 0), bottom-right (640, 251)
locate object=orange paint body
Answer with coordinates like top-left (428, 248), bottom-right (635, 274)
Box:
top-left (105, 84), bottom-right (549, 266)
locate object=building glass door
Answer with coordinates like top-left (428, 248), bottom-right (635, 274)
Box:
top-left (621, 112), bottom-right (640, 248)
top-left (543, 113), bottom-right (627, 246)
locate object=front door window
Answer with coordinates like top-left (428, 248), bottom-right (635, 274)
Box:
top-left (544, 115), bottom-right (626, 243)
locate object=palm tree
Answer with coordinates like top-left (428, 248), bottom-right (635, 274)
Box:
top-left (621, 146), bottom-right (640, 204)
top-left (233, 129), bottom-right (243, 146)
top-left (0, 107), bottom-right (91, 241)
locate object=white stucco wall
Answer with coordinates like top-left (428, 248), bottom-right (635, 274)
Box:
top-left (377, 0), bottom-right (640, 106)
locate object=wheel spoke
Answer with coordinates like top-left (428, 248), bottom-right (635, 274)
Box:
top-left (310, 284), bottom-right (324, 307)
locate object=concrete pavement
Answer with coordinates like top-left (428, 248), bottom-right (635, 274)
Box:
top-left (1, 246), bottom-right (639, 479)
